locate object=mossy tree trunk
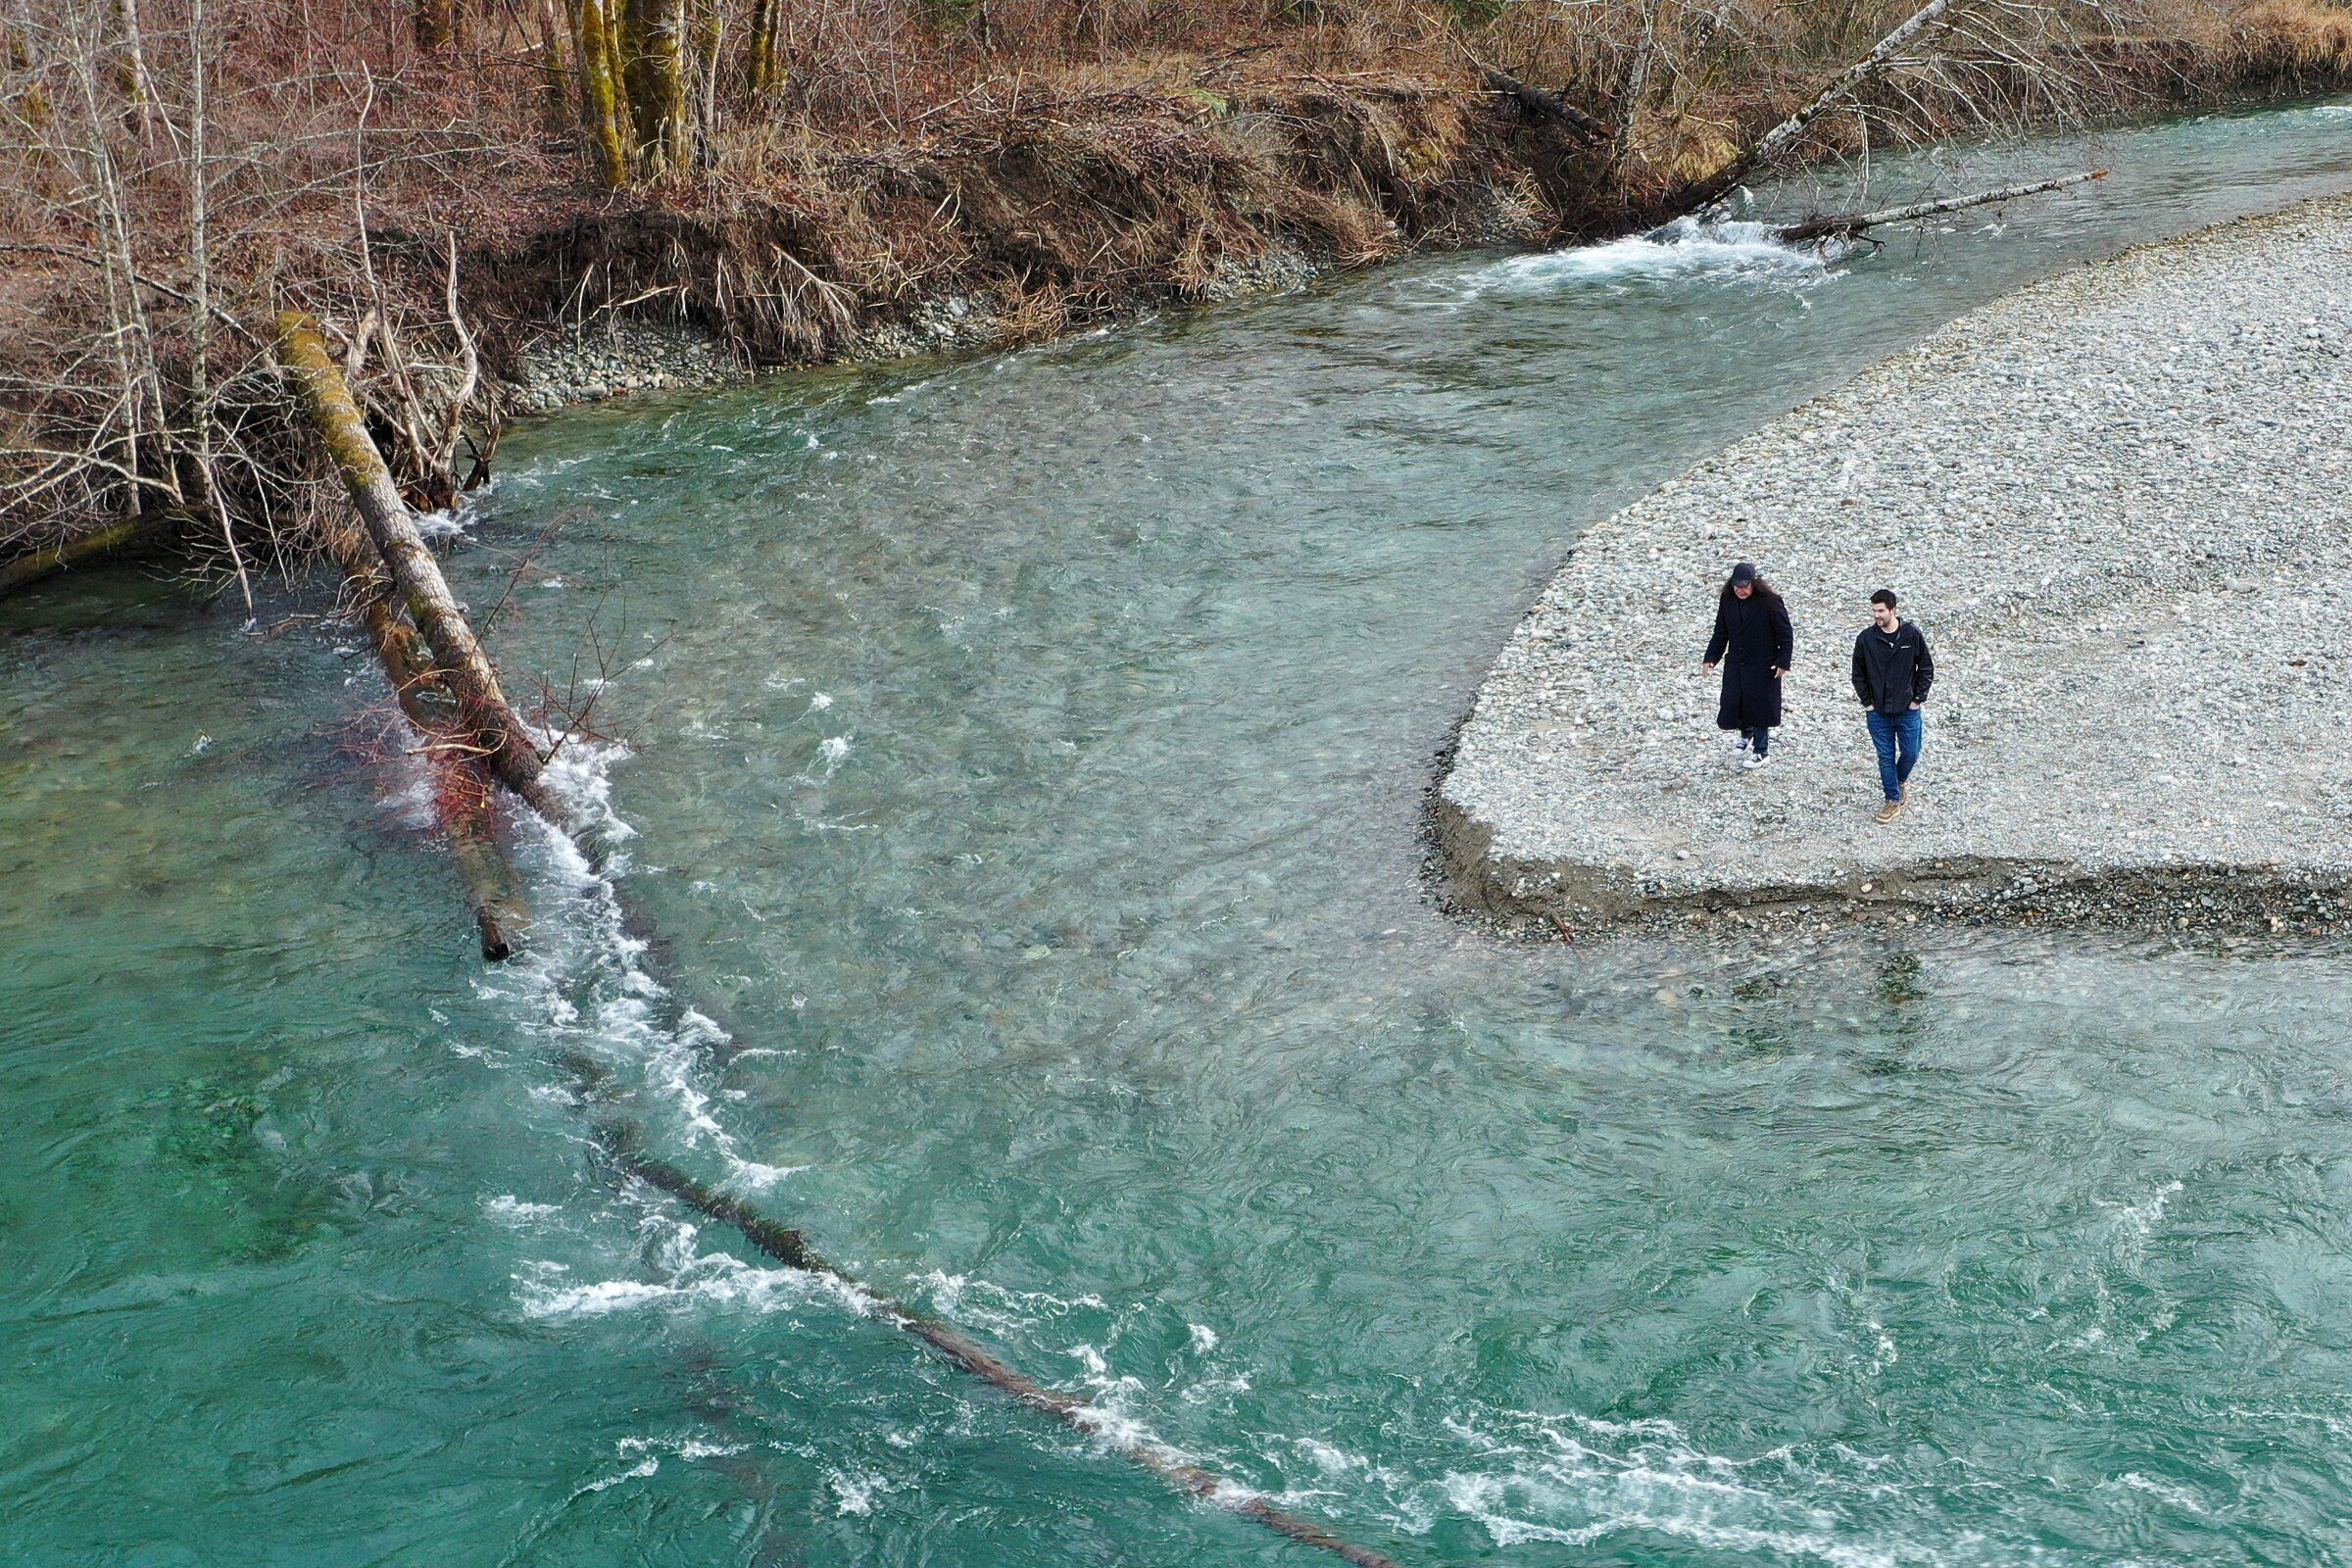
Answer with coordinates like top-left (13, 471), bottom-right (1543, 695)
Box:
top-left (275, 311), bottom-right (572, 832)
top-left (744, 0), bottom-right (781, 97)
top-left (573, 0), bottom-right (630, 186)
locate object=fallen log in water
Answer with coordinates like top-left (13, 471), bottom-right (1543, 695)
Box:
top-left (605, 1133), bottom-right (1415, 1568)
top-left (1771, 169), bottom-right (2108, 244)
top-left (1679, 0), bottom-right (1958, 212)
top-left (317, 510), bottom-right (527, 959)
top-left (279, 306), bottom-right (1411, 1564)
top-left (275, 312), bottom-right (577, 836)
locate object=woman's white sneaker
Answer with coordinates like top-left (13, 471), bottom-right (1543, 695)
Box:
top-left (1740, 752), bottom-right (1769, 770)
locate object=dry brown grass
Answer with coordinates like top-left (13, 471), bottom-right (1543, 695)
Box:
top-left (1, 0), bottom-right (2345, 588)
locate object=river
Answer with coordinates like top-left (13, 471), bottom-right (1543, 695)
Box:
top-left (7, 101), bottom-right (2352, 1566)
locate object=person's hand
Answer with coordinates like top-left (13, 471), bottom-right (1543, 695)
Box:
top-left (1770, 666), bottom-right (1785, 679)
top-left (1910, 701), bottom-right (1921, 710)
top-left (1702, 662), bottom-right (1716, 673)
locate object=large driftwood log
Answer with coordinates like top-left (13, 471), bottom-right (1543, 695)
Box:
top-left (318, 511), bottom-right (528, 959)
top-left (275, 311), bottom-right (575, 834)
top-left (1772, 169), bottom-right (2107, 243)
top-left (607, 1134), bottom-right (1416, 1568)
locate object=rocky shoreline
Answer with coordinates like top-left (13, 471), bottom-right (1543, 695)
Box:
top-left (506, 239), bottom-right (1355, 415)
top-left (1435, 189), bottom-right (2352, 936)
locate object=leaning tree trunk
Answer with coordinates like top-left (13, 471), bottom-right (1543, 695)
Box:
top-left (1679, 0), bottom-right (1958, 211)
top-left (274, 312), bottom-right (574, 833)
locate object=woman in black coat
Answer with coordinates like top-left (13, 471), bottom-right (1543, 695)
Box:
top-left (1702, 562), bottom-right (1793, 768)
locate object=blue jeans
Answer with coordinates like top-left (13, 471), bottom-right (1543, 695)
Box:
top-left (1865, 708), bottom-right (1923, 802)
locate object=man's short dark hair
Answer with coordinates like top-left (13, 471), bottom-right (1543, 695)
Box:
top-left (1871, 588), bottom-right (1898, 609)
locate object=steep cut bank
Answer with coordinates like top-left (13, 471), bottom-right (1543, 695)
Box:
top-left (1436, 183), bottom-right (2352, 935)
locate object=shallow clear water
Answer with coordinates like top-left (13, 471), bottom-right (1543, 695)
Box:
top-left (8, 102), bottom-right (2352, 1566)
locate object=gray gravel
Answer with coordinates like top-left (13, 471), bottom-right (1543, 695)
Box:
top-left (512, 322), bottom-right (750, 413)
top-left (508, 242), bottom-right (1344, 414)
top-left (1437, 191), bottom-right (2352, 934)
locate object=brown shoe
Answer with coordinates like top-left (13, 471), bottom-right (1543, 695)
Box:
top-left (1875, 800), bottom-right (1904, 824)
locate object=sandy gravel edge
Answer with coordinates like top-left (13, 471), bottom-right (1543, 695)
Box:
top-left (1434, 188), bottom-right (2352, 937)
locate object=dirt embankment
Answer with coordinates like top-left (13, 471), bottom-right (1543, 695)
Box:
top-left (6, 0), bottom-right (2352, 590)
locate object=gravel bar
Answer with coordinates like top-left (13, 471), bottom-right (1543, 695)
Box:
top-left (1436, 191), bottom-right (2352, 934)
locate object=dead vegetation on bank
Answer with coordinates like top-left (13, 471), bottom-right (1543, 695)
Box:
top-left (1, 0), bottom-right (2348, 603)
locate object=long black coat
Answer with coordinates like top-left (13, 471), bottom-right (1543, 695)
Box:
top-left (1704, 591), bottom-right (1793, 730)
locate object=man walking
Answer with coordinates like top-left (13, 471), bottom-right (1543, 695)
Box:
top-left (1851, 588), bottom-right (1934, 823)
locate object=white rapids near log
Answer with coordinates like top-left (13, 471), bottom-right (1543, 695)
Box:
top-left (1436, 191), bottom-right (2352, 932)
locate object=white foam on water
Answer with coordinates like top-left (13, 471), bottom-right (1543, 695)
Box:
top-left (485, 1195), bottom-right (564, 1224)
top-left (517, 1210), bottom-right (878, 1321)
top-left (1455, 216), bottom-right (1833, 300)
top-left (1389, 1407), bottom-right (2014, 1567)
top-left (2107, 1471), bottom-right (2207, 1513)
top-left (723, 1157), bottom-right (810, 1192)
top-left (917, 1271), bottom-right (1110, 1334)
top-left (569, 1455), bottom-right (661, 1497)
top-left (828, 1469), bottom-right (885, 1514)
top-left (618, 1435), bottom-right (750, 1461)
top-left (483, 732), bottom-right (784, 1180)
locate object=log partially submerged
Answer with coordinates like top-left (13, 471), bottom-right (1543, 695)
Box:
top-left (608, 1135), bottom-right (1415, 1568)
top-left (318, 509), bottom-right (527, 959)
top-left (1678, 0), bottom-right (1957, 212)
top-left (276, 312), bottom-right (576, 835)
top-left (0, 512), bottom-right (165, 598)
top-left (277, 311), bottom-right (541, 958)
top-left (1772, 169), bottom-right (2107, 244)
top-left (277, 310), bottom-right (1414, 1567)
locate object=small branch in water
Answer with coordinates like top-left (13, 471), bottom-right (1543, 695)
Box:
top-left (1771, 168), bottom-right (2107, 244)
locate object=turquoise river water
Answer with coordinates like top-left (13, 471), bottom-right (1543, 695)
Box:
top-left (8, 102), bottom-right (2352, 1566)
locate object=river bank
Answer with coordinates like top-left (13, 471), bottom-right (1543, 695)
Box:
top-left (21, 99), bottom-right (2352, 1567)
top-left (1436, 180), bottom-right (2352, 936)
top-left (12, 0), bottom-right (2352, 592)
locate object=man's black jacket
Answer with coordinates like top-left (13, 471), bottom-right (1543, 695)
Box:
top-left (1851, 619), bottom-right (1935, 714)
